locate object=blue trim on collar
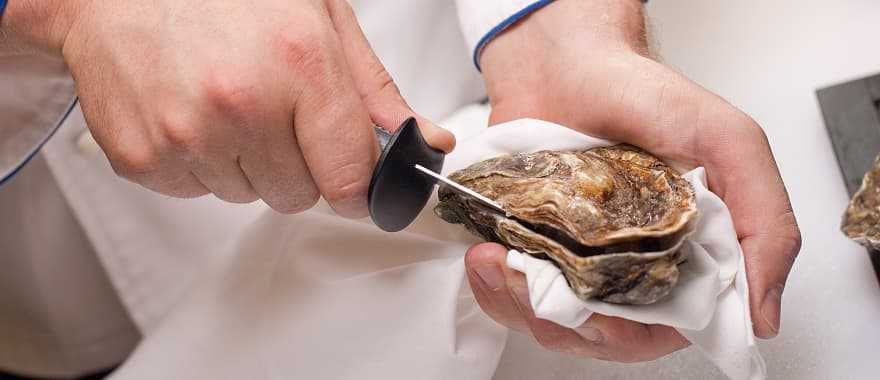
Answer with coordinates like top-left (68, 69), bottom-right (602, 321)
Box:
top-left (0, 98), bottom-right (79, 187)
top-left (472, 0), bottom-right (555, 72)
top-left (0, 0), bottom-right (8, 18)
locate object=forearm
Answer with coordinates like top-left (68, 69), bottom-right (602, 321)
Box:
top-left (0, 0), bottom-right (81, 54)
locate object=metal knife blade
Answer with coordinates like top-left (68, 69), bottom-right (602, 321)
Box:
top-left (413, 164), bottom-right (507, 215)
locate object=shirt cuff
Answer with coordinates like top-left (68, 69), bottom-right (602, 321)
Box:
top-left (455, 0), bottom-right (556, 71)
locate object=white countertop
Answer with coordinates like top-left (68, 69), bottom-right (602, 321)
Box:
top-left (652, 1), bottom-right (880, 378)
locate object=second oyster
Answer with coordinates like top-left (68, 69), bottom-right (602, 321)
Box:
top-left (842, 153), bottom-right (880, 250)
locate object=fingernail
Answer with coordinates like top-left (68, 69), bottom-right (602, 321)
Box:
top-left (760, 285), bottom-right (783, 337)
top-left (473, 264), bottom-right (505, 292)
top-left (511, 286), bottom-right (532, 312)
top-left (576, 327), bottom-right (604, 344)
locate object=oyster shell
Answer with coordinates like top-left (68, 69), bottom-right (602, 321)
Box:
top-left (842, 153), bottom-right (880, 250)
top-left (435, 145), bottom-right (699, 304)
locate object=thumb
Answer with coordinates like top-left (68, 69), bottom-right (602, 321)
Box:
top-left (465, 243), bottom-right (532, 333)
top-left (325, 0), bottom-right (455, 153)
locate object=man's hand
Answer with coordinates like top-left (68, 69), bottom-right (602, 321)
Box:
top-left (1, 0), bottom-right (454, 216)
top-left (467, 0), bottom-right (801, 361)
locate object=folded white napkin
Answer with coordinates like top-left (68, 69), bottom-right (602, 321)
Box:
top-left (452, 119), bottom-right (764, 380)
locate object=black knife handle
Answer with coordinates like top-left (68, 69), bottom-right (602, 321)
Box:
top-left (367, 118), bottom-right (445, 232)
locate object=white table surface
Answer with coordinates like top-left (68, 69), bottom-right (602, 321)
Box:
top-left (653, 0), bottom-right (880, 378)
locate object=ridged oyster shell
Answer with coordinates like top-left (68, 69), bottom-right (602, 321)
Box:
top-left (435, 145), bottom-right (699, 304)
top-left (842, 153), bottom-right (880, 250)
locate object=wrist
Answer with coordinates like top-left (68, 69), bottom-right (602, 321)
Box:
top-left (479, 0), bottom-right (648, 112)
top-left (485, 0), bottom-right (647, 58)
top-left (1, 0), bottom-right (85, 54)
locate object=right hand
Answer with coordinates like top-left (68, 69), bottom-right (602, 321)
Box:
top-left (6, 0), bottom-right (454, 216)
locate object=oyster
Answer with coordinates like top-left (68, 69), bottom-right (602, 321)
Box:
top-left (842, 153), bottom-right (880, 250)
top-left (435, 145), bottom-right (698, 304)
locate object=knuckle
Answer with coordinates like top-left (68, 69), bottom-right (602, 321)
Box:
top-left (364, 61), bottom-right (396, 96)
top-left (273, 26), bottom-right (330, 75)
top-left (370, 62), bottom-right (396, 92)
top-left (157, 112), bottom-right (201, 149)
top-left (323, 180), bottom-right (368, 207)
top-left (787, 231), bottom-right (803, 259)
top-left (201, 75), bottom-right (257, 118)
top-left (783, 218), bottom-right (802, 252)
top-left (362, 67), bottom-right (403, 112)
top-left (780, 214), bottom-right (803, 266)
top-left (108, 144), bottom-right (161, 180)
top-left (319, 163), bottom-right (371, 205)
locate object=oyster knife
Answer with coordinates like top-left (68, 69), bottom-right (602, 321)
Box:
top-left (413, 164), bottom-right (507, 215)
top-left (367, 118), bottom-right (506, 233)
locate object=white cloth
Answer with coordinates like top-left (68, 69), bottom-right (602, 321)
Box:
top-left (0, 55), bottom-right (74, 184)
top-left (504, 156), bottom-right (763, 380)
top-left (443, 117), bottom-right (764, 379)
top-left (110, 112), bottom-right (759, 380)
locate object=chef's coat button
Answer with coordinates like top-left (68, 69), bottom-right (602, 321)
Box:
top-left (76, 131), bottom-right (101, 156)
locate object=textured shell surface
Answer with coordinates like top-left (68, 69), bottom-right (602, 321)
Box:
top-left (842, 153), bottom-right (880, 250)
top-left (435, 145), bottom-right (698, 304)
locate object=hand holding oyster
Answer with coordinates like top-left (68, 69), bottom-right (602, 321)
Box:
top-left (435, 145), bottom-right (699, 305)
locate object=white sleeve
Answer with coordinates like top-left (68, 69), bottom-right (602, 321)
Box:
top-left (453, 0), bottom-right (555, 70)
top-left (0, 55), bottom-right (76, 186)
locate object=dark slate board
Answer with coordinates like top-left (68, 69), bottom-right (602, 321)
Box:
top-left (818, 73), bottom-right (880, 282)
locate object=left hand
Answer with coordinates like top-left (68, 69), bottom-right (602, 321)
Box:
top-left (466, 0), bottom-right (800, 362)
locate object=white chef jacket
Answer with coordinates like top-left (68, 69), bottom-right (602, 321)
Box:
top-left (0, 0), bottom-right (554, 377)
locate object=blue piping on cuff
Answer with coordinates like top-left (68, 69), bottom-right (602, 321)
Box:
top-left (0, 98), bottom-right (79, 187)
top-left (472, 0), bottom-right (555, 72)
top-left (0, 0), bottom-right (8, 18)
